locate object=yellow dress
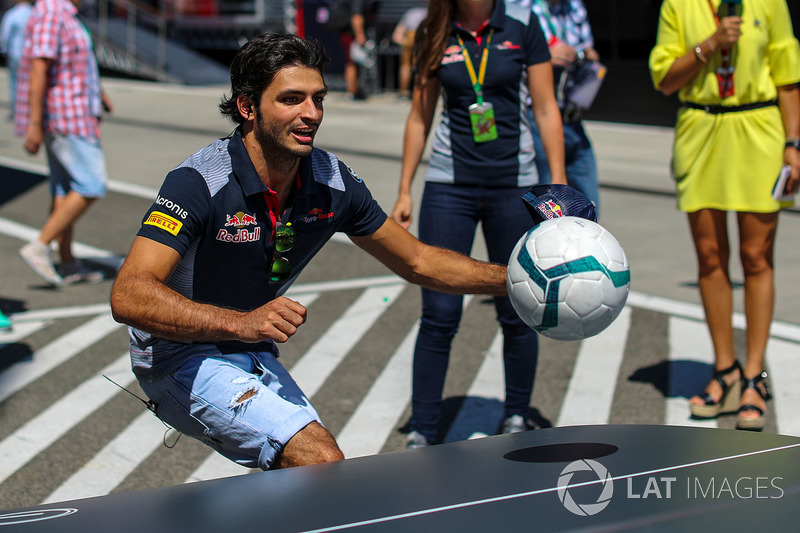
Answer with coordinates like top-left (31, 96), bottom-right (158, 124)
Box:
top-left (649, 0), bottom-right (800, 212)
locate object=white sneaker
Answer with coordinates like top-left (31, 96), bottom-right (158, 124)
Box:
top-left (499, 414), bottom-right (529, 435)
top-left (59, 260), bottom-right (105, 285)
top-left (406, 430), bottom-right (430, 450)
top-left (19, 241), bottom-right (64, 287)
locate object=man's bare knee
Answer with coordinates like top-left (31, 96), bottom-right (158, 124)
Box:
top-left (274, 421), bottom-right (344, 469)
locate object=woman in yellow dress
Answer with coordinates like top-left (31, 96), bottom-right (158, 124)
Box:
top-left (649, 0), bottom-right (800, 430)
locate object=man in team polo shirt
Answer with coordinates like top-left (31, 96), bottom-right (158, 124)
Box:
top-left (110, 33), bottom-right (511, 471)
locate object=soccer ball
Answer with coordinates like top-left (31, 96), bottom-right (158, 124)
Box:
top-left (506, 216), bottom-right (630, 341)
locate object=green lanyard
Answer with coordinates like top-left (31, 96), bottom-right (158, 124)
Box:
top-left (456, 29), bottom-right (494, 105)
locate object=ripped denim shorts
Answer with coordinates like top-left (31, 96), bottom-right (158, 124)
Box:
top-left (138, 351), bottom-right (321, 470)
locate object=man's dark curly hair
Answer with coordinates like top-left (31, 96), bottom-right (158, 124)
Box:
top-left (219, 33), bottom-right (330, 124)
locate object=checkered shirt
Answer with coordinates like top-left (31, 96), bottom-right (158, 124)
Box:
top-left (529, 0), bottom-right (594, 50)
top-left (14, 0), bottom-right (102, 140)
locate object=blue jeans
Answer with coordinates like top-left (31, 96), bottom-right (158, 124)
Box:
top-left (411, 182), bottom-right (539, 443)
top-left (532, 119), bottom-right (600, 213)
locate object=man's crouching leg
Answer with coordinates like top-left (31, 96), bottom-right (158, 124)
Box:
top-left (273, 421), bottom-right (344, 469)
top-left (137, 352), bottom-right (343, 472)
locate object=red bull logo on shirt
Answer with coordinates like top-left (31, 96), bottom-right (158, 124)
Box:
top-left (218, 211), bottom-right (261, 243)
top-left (216, 227), bottom-right (261, 243)
top-left (225, 211), bottom-right (257, 228)
top-left (442, 45), bottom-right (466, 65)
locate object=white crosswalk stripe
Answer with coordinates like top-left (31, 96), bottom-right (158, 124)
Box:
top-left (184, 451), bottom-right (250, 485)
top-left (0, 320), bottom-right (51, 347)
top-left (336, 320), bottom-right (418, 458)
top-left (765, 337), bottom-right (800, 438)
top-left (338, 295), bottom-right (474, 457)
top-left (0, 354), bottom-right (133, 485)
top-left (1, 289), bottom-right (799, 510)
top-left (444, 330), bottom-right (504, 442)
top-left (290, 284), bottom-right (405, 398)
top-left (558, 306), bottom-right (632, 426)
top-left (43, 410), bottom-right (167, 504)
top-left (665, 316), bottom-right (717, 429)
top-left (0, 313), bottom-right (122, 403)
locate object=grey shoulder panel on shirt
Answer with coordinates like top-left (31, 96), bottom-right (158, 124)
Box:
top-left (311, 148), bottom-right (347, 192)
top-left (175, 137), bottom-right (233, 196)
top-left (506, 1), bottom-right (532, 25)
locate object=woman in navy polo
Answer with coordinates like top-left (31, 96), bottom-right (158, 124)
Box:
top-left (391, 0), bottom-right (567, 448)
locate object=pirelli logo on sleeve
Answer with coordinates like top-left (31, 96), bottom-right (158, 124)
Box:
top-left (144, 211), bottom-right (183, 236)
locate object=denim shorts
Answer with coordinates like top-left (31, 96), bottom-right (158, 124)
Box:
top-left (45, 133), bottom-right (108, 198)
top-left (138, 351), bottom-right (321, 470)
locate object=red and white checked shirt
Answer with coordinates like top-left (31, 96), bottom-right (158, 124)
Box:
top-left (14, 0), bottom-right (103, 140)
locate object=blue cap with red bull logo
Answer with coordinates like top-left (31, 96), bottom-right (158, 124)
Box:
top-left (521, 184), bottom-right (597, 226)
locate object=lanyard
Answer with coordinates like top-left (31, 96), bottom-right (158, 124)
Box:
top-left (456, 28), bottom-right (494, 105)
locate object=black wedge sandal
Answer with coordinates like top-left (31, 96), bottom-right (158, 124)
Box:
top-left (689, 360), bottom-right (742, 419)
top-left (736, 371), bottom-right (771, 431)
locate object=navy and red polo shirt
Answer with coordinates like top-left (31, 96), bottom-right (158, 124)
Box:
top-left (426, 0), bottom-right (551, 187)
top-left (129, 129), bottom-right (387, 379)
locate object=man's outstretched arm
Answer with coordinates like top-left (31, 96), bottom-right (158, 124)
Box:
top-left (351, 217), bottom-right (508, 296)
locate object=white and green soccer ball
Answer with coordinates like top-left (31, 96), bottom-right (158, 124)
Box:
top-left (507, 216), bottom-right (631, 341)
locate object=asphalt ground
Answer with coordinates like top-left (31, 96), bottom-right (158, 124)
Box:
top-left (0, 70), bottom-right (799, 510)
